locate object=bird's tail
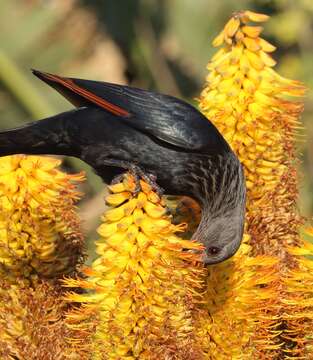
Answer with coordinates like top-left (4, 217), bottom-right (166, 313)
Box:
top-left (0, 109), bottom-right (80, 158)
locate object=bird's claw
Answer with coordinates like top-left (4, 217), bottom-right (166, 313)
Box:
top-left (135, 170), bottom-right (164, 197)
top-left (110, 167), bottom-right (163, 197)
top-left (144, 174), bottom-right (164, 197)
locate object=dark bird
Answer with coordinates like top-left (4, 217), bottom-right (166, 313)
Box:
top-left (0, 70), bottom-right (246, 264)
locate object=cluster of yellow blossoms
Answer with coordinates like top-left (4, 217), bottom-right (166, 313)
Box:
top-left (200, 10), bottom-right (312, 358)
top-left (0, 155), bottom-right (84, 359)
top-left (200, 10), bottom-right (304, 200)
top-left (63, 174), bottom-right (204, 359)
top-left (0, 155), bottom-right (84, 278)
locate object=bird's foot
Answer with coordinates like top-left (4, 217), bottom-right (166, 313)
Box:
top-left (106, 160), bottom-right (164, 197)
top-left (141, 173), bottom-right (164, 197)
top-left (127, 165), bottom-right (164, 197)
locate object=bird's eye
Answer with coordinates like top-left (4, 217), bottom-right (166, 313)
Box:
top-left (207, 246), bottom-right (221, 256)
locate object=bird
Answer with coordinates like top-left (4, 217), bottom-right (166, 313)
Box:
top-left (0, 70), bottom-right (246, 265)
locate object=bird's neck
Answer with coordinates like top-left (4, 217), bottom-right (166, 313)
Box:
top-left (189, 153), bottom-right (246, 218)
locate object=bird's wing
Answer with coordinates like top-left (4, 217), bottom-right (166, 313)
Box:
top-left (32, 70), bottom-right (229, 153)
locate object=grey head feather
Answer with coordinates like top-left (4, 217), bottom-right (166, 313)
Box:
top-left (189, 152), bottom-right (246, 264)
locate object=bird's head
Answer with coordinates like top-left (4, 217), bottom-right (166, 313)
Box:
top-left (187, 153), bottom-right (246, 265)
top-left (192, 201), bottom-right (246, 265)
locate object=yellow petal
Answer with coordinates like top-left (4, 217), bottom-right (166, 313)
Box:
top-left (136, 232), bottom-right (150, 248)
top-left (243, 78), bottom-right (257, 93)
top-left (224, 17), bottom-right (240, 37)
top-left (243, 11), bottom-right (269, 22)
top-left (106, 192), bottom-right (131, 206)
top-left (242, 25), bottom-right (263, 38)
top-left (132, 208), bottom-right (144, 226)
top-left (108, 182), bottom-right (127, 193)
top-left (97, 222), bottom-right (118, 238)
top-left (245, 49), bottom-right (264, 70)
top-left (104, 206), bottom-right (126, 222)
top-left (143, 201), bottom-right (166, 218)
top-left (259, 51), bottom-right (276, 67)
top-left (243, 37), bottom-right (261, 51)
top-left (116, 216), bottom-right (133, 231)
top-left (136, 192), bottom-right (147, 208)
top-left (212, 31), bottom-right (225, 47)
top-left (218, 78), bottom-right (235, 92)
top-left (0, 157), bottom-right (18, 175)
top-left (140, 218), bottom-right (170, 234)
top-left (106, 232), bottom-right (127, 248)
top-left (235, 29), bottom-right (245, 42)
top-left (259, 38), bottom-right (276, 52)
top-left (211, 48), bottom-right (226, 62)
top-left (239, 53), bottom-right (251, 74)
top-left (229, 46), bottom-right (243, 65)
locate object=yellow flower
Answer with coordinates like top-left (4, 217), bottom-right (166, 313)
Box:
top-left (0, 155), bottom-right (84, 278)
top-left (199, 10), bottom-right (311, 358)
top-left (64, 174), bottom-right (205, 359)
top-left (200, 10), bottom-right (305, 201)
top-left (194, 236), bottom-right (279, 359)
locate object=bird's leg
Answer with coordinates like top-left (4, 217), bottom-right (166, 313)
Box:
top-left (103, 159), bottom-right (164, 196)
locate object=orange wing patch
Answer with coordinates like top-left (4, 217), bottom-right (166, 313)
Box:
top-left (35, 71), bottom-right (130, 117)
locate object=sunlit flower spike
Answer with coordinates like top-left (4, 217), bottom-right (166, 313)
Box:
top-left (63, 173), bottom-right (205, 359)
top-left (200, 9), bottom-right (313, 358)
top-left (0, 155), bottom-right (85, 279)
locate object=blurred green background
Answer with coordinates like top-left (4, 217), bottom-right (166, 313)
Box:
top-left (1, 0), bottom-right (313, 254)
